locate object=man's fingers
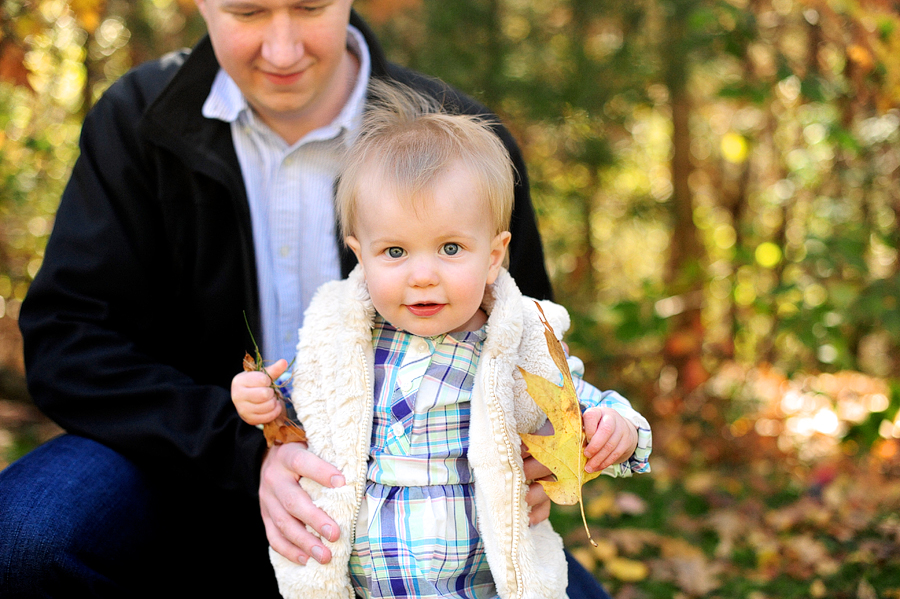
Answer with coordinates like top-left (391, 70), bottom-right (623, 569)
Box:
top-left (522, 452), bottom-right (552, 482)
top-left (525, 480), bottom-right (551, 525)
top-left (259, 444), bottom-right (344, 564)
top-left (281, 443), bottom-right (346, 490)
top-left (261, 490), bottom-right (329, 565)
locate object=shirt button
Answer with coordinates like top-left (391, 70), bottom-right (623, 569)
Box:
top-left (413, 339), bottom-right (429, 354)
top-left (279, 246), bottom-right (290, 257)
top-left (392, 422), bottom-right (405, 437)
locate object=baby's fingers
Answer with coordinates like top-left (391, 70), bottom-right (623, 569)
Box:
top-left (241, 399), bottom-right (284, 426)
top-left (583, 409), bottom-right (632, 472)
top-left (264, 358), bottom-right (290, 381)
top-left (582, 408), bottom-right (603, 438)
top-left (584, 433), bottom-right (629, 472)
top-left (582, 407), bottom-right (615, 455)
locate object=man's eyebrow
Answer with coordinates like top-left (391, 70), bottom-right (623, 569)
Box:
top-left (219, 1), bottom-right (262, 8)
top-left (220, 0), bottom-right (330, 7)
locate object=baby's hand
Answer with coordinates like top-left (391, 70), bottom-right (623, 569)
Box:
top-left (231, 358), bottom-right (289, 426)
top-left (582, 407), bottom-right (639, 473)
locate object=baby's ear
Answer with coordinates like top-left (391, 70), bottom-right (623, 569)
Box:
top-left (345, 236), bottom-right (363, 264)
top-left (487, 231), bottom-right (512, 284)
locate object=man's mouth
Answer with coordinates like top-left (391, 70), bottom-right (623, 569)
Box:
top-left (262, 70), bottom-right (303, 86)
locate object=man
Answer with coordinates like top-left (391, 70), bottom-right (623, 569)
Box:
top-left (0, 2), bottom-right (609, 597)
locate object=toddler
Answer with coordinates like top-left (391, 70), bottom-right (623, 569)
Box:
top-left (232, 80), bottom-right (651, 599)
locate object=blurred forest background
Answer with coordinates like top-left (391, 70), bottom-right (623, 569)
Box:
top-left (3, 0), bottom-right (900, 596)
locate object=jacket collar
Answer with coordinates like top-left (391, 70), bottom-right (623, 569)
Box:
top-left (139, 37), bottom-right (243, 192)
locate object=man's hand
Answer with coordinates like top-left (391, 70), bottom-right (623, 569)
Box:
top-left (259, 443), bottom-right (346, 565)
top-left (582, 407), bottom-right (639, 473)
top-left (522, 444), bottom-right (553, 526)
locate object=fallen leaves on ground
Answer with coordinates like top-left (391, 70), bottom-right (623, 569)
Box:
top-left (566, 449), bottom-right (900, 596)
top-left (561, 363), bottom-right (900, 597)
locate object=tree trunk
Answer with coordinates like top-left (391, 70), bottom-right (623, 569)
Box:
top-left (662, 0), bottom-right (707, 393)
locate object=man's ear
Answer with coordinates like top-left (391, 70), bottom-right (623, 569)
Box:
top-left (486, 231), bottom-right (512, 285)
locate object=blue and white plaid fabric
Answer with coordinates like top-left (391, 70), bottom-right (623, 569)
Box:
top-left (347, 315), bottom-right (651, 599)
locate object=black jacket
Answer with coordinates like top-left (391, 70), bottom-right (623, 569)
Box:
top-left (19, 13), bottom-right (552, 498)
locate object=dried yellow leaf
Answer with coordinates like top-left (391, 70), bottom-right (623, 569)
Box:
top-left (519, 302), bottom-right (601, 544)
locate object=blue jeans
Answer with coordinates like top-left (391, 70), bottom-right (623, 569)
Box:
top-left (0, 434), bottom-right (610, 598)
top-left (0, 435), bottom-right (276, 598)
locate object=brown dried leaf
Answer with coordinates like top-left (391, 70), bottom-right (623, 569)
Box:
top-left (242, 352), bottom-right (306, 448)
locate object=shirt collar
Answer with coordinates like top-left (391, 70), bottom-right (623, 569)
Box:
top-left (202, 69), bottom-right (246, 124)
top-left (373, 314), bottom-right (489, 346)
top-left (202, 24), bottom-right (371, 146)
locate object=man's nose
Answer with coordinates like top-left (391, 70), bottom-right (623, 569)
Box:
top-left (261, 13), bottom-right (303, 68)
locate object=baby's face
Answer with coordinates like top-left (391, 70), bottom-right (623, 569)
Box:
top-left (345, 161), bottom-right (510, 337)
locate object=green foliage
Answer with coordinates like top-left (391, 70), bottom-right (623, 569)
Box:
top-left (2, 0), bottom-right (898, 412)
top-left (0, 0), bottom-right (204, 320)
top-left (853, 277), bottom-right (900, 341)
top-left (4, 5), bottom-right (900, 598)
top-left (844, 380), bottom-right (900, 451)
top-left (611, 298), bottom-right (667, 344)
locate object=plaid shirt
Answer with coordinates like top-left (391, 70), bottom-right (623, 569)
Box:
top-left (346, 316), bottom-right (651, 599)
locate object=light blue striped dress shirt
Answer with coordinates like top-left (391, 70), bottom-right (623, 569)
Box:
top-left (202, 26), bottom-right (371, 363)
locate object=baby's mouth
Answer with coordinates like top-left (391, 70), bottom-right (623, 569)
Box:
top-left (406, 303), bottom-right (445, 317)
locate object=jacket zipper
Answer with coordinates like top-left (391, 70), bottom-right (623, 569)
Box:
top-left (485, 358), bottom-right (525, 599)
top-left (349, 344), bottom-right (374, 549)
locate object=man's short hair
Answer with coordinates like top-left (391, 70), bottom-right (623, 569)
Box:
top-left (336, 78), bottom-right (515, 238)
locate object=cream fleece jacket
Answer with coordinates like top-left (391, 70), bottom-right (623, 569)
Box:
top-left (270, 266), bottom-right (575, 599)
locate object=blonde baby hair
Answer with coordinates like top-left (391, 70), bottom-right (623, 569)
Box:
top-left (336, 78), bottom-right (515, 239)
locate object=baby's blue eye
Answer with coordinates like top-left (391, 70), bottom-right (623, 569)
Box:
top-left (442, 243), bottom-right (460, 256)
top-left (386, 247), bottom-right (405, 258)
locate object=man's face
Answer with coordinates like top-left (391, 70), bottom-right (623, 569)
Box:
top-left (196, 0), bottom-right (356, 141)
